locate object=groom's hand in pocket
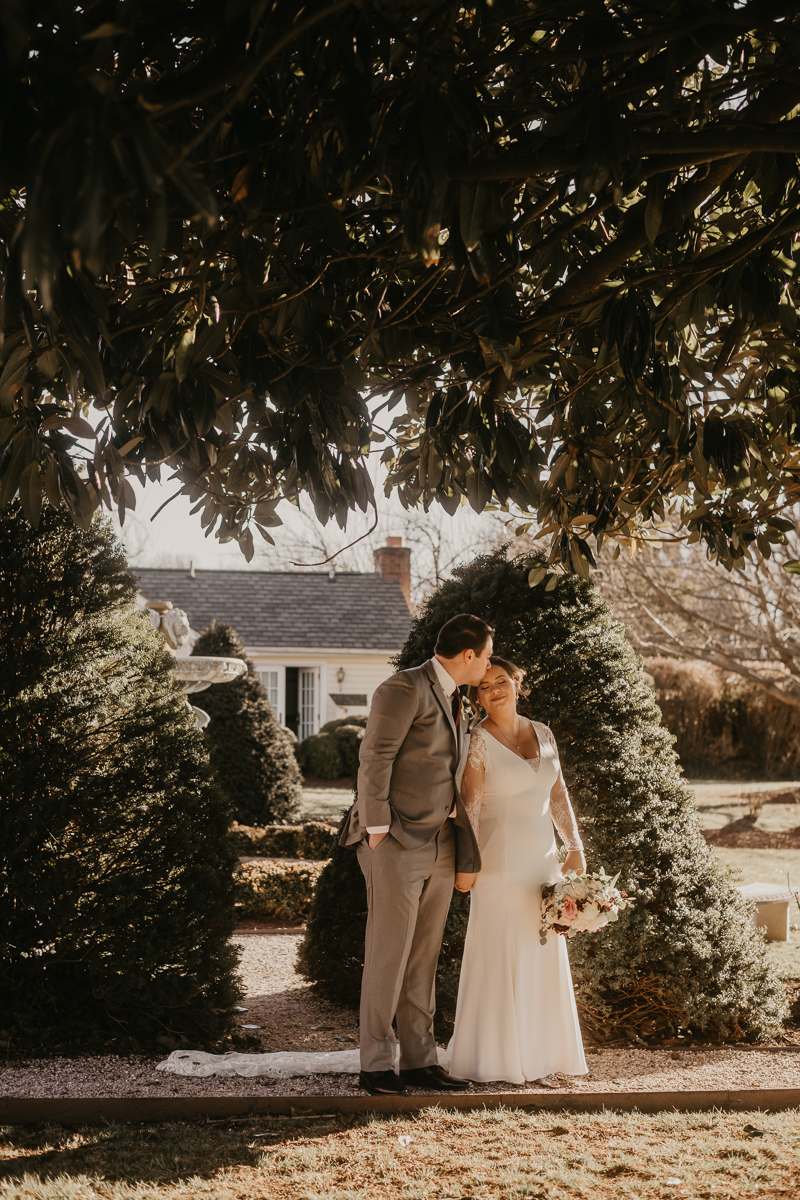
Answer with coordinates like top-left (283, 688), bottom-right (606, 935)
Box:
top-left (454, 872), bottom-right (477, 892)
top-left (368, 832), bottom-right (388, 851)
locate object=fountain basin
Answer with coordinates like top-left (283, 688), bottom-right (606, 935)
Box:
top-left (171, 656), bottom-right (247, 695)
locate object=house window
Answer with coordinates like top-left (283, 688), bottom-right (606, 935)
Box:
top-left (299, 669), bottom-right (316, 740)
top-left (259, 670), bottom-right (279, 710)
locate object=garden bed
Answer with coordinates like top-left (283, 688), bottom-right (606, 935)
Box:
top-left (703, 820), bottom-right (800, 849)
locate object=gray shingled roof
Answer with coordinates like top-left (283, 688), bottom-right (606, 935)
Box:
top-left (133, 568), bottom-right (412, 650)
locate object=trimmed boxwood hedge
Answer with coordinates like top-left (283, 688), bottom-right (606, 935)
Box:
top-left (192, 622), bottom-right (303, 824)
top-left (330, 724), bottom-right (364, 776)
top-left (230, 821), bottom-right (338, 860)
top-left (320, 716), bottom-right (369, 733)
top-left (235, 860), bottom-right (324, 921)
top-left (296, 731), bottom-right (343, 780)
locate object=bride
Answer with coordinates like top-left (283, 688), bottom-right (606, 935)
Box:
top-left (442, 655), bottom-right (588, 1085)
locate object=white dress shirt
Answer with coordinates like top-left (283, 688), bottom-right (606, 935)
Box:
top-left (366, 657), bottom-right (458, 835)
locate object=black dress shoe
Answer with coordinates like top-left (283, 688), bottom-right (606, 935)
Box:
top-left (358, 1069), bottom-right (408, 1095)
top-left (399, 1065), bottom-right (471, 1091)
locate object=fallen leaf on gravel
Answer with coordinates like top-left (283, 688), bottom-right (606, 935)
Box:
top-left (233, 1006), bottom-right (249, 1012)
top-left (744, 1124), bottom-right (769, 1137)
top-left (240, 1024), bottom-right (262, 1029)
top-left (311, 1025), bottom-right (334, 1031)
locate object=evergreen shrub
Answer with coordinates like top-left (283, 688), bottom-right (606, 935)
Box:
top-left (320, 715), bottom-right (369, 733)
top-left (235, 860), bottom-right (323, 920)
top-left (192, 622), bottom-right (302, 824)
top-left (296, 731), bottom-right (343, 780)
top-left (331, 724), bottom-right (365, 776)
top-left (230, 822), bottom-right (337, 859)
top-left (0, 503), bottom-right (242, 1053)
top-left (298, 550), bottom-right (785, 1042)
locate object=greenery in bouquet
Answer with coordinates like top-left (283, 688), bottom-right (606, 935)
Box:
top-left (300, 550), bottom-right (785, 1043)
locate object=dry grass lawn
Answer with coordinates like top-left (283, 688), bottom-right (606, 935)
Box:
top-left (2, 1107), bottom-right (800, 1199)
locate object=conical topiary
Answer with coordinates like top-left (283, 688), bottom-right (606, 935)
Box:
top-left (192, 621), bottom-right (303, 825)
top-left (298, 550), bottom-right (785, 1043)
top-left (0, 502), bottom-right (242, 1053)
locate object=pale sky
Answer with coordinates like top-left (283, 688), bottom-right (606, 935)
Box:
top-left (111, 460), bottom-right (512, 601)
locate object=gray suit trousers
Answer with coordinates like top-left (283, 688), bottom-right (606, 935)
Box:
top-left (357, 819), bottom-right (455, 1073)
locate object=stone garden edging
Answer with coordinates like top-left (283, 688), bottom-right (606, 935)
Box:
top-left (3, 1089), bottom-right (800, 1125)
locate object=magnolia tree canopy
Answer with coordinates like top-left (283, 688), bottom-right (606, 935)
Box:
top-left (2, 0), bottom-right (800, 573)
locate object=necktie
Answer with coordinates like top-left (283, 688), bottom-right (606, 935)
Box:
top-left (452, 691), bottom-right (461, 727)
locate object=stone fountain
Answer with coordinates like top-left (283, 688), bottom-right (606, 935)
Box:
top-left (138, 597), bottom-right (247, 728)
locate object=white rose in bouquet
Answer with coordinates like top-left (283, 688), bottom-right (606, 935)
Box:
top-left (571, 900), bottom-right (603, 932)
top-left (570, 876), bottom-right (590, 901)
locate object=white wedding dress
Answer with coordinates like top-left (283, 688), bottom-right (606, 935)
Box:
top-left (440, 721), bottom-right (587, 1084)
top-left (158, 718), bottom-right (586, 1086)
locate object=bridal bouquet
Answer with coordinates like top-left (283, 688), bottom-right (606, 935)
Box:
top-left (539, 869), bottom-right (632, 945)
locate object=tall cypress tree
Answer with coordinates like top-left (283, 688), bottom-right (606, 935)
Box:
top-left (0, 502), bottom-right (242, 1052)
top-left (192, 622), bottom-right (303, 825)
top-left (299, 550), bottom-right (785, 1043)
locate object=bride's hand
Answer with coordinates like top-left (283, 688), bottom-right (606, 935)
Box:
top-left (561, 850), bottom-right (586, 876)
top-left (454, 872), bottom-right (477, 892)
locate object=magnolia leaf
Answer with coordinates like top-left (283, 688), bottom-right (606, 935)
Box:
top-left (460, 182), bottom-right (488, 252)
top-left (231, 164), bottom-right (251, 203)
top-left (255, 523), bottom-right (276, 545)
top-left (0, 437), bottom-right (31, 506)
top-left (644, 177), bottom-right (666, 245)
top-left (82, 22), bottom-right (127, 39)
top-left (44, 457), bottom-right (62, 506)
top-left (18, 461), bottom-right (43, 528)
top-left (535, 522), bottom-right (560, 540)
top-left (175, 329), bottom-right (196, 384)
top-left (42, 414), bottom-right (96, 439)
top-left (570, 538), bottom-right (591, 578)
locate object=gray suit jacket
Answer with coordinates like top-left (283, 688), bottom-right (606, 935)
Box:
top-left (339, 660), bottom-right (481, 874)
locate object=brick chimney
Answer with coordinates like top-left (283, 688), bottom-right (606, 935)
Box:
top-left (374, 536), bottom-right (412, 610)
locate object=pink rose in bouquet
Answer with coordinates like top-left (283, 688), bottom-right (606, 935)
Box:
top-left (540, 869), bottom-right (632, 945)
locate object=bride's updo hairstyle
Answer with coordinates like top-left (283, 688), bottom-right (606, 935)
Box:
top-left (469, 655), bottom-right (530, 711)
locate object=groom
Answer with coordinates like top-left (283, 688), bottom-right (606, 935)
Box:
top-left (340, 613), bottom-right (494, 1095)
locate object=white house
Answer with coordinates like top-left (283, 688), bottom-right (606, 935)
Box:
top-left (134, 538), bottom-right (413, 739)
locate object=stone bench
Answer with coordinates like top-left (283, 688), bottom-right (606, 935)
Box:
top-left (736, 883), bottom-right (793, 942)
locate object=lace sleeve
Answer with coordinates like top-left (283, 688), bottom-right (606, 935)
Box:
top-left (459, 727), bottom-right (487, 843)
top-left (540, 724), bottom-right (584, 853)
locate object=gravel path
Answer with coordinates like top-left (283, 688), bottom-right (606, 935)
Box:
top-left (3, 931), bottom-right (800, 1099)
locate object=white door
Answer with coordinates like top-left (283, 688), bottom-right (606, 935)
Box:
top-left (259, 668), bottom-right (286, 725)
top-left (299, 668), bottom-right (319, 739)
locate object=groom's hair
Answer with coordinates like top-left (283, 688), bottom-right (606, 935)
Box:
top-left (435, 613), bottom-right (494, 659)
